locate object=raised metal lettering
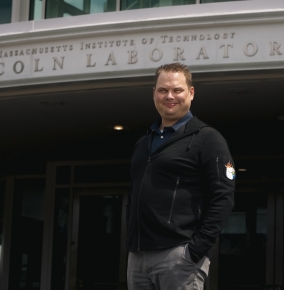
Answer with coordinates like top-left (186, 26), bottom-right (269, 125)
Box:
top-left (174, 48), bottom-right (185, 61)
top-left (244, 43), bottom-right (258, 57)
top-left (270, 42), bottom-right (282, 56)
top-left (149, 49), bottom-right (163, 62)
top-left (53, 57), bottom-right (65, 70)
top-left (128, 50), bottom-right (138, 64)
top-left (220, 44), bottom-right (233, 58)
top-left (13, 61), bottom-right (24, 74)
top-left (105, 52), bottom-right (117, 65)
top-left (34, 59), bottom-right (43, 72)
top-left (87, 54), bottom-right (96, 67)
top-left (196, 46), bottom-right (209, 60)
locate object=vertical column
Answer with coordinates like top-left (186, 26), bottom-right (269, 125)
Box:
top-left (11, 0), bottom-right (30, 22)
top-left (40, 162), bottom-right (56, 290)
top-left (41, 0), bottom-right (47, 19)
top-left (65, 164), bottom-right (74, 290)
top-left (116, 0), bottom-right (120, 10)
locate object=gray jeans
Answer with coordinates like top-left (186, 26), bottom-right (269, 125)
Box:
top-left (127, 244), bottom-right (210, 290)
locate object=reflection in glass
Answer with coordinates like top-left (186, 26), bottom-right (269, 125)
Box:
top-left (9, 179), bottom-right (45, 290)
top-left (46, 0), bottom-right (116, 19)
top-left (121, 0), bottom-right (195, 10)
top-left (65, 0), bottom-right (84, 10)
top-left (30, 0), bottom-right (43, 20)
top-left (221, 212), bottom-right (246, 234)
top-left (0, 0), bottom-right (12, 24)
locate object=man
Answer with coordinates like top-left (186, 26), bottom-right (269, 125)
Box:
top-left (126, 62), bottom-right (235, 290)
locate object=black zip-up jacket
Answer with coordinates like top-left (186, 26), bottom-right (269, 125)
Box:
top-left (126, 117), bottom-right (235, 261)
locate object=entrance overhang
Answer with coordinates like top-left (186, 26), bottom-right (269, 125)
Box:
top-left (0, 0), bottom-right (284, 89)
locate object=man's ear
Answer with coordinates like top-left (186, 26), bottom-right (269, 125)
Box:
top-left (153, 87), bottom-right (156, 99)
top-left (190, 86), bottom-right (195, 100)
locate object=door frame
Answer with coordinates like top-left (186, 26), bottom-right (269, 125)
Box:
top-left (42, 160), bottom-right (130, 290)
top-left (68, 187), bottom-right (128, 290)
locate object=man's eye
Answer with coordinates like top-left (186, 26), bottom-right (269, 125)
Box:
top-left (159, 89), bottom-right (167, 93)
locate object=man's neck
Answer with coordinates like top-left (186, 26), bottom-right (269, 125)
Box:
top-left (159, 112), bottom-right (192, 130)
top-left (159, 120), bottom-right (177, 130)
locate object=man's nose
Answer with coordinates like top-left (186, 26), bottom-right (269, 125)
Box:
top-left (166, 91), bottom-right (175, 99)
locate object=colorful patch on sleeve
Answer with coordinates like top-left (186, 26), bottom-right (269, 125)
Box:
top-left (225, 162), bottom-right (236, 180)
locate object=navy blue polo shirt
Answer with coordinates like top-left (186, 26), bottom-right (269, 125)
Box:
top-left (150, 111), bottom-right (193, 154)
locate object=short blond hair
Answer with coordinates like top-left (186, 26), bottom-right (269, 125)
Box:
top-left (155, 62), bottom-right (192, 87)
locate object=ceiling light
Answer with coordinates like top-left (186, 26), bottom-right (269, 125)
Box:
top-left (114, 125), bottom-right (123, 130)
top-left (238, 168), bottom-right (247, 172)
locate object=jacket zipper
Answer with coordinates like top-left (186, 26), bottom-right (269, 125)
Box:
top-left (216, 157), bottom-right (220, 183)
top-left (168, 177), bottom-right (180, 224)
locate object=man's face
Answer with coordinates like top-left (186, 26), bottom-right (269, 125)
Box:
top-left (153, 70), bottom-right (194, 126)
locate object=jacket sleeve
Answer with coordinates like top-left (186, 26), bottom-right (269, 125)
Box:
top-left (187, 128), bottom-right (235, 262)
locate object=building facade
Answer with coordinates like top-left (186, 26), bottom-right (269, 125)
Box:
top-left (0, 0), bottom-right (284, 289)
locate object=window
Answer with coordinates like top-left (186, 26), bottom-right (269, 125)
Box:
top-left (0, 0), bottom-right (12, 24)
top-left (121, 0), bottom-right (195, 10)
top-left (45, 0), bottom-right (116, 19)
top-left (30, 0), bottom-right (43, 20)
top-left (39, 0), bottom-right (248, 19)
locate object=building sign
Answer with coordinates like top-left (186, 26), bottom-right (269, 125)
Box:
top-left (0, 21), bottom-right (283, 87)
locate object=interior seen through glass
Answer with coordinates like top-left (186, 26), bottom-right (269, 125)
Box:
top-left (76, 195), bottom-right (122, 290)
top-left (219, 191), bottom-right (267, 290)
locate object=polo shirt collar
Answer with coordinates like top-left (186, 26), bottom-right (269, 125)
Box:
top-left (150, 111), bottom-right (193, 133)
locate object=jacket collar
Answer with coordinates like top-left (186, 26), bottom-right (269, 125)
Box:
top-left (183, 116), bottom-right (209, 134)
top-left (145, 117), bottom-right (210, 154)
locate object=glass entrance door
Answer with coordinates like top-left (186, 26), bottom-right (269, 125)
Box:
top-left (69, 188), bottom-right (127, 290)
top-left (218, 189), bottom-right (268, 290)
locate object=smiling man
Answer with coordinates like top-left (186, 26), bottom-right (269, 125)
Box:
top-left (126, 63), bottom-right (235, 290)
